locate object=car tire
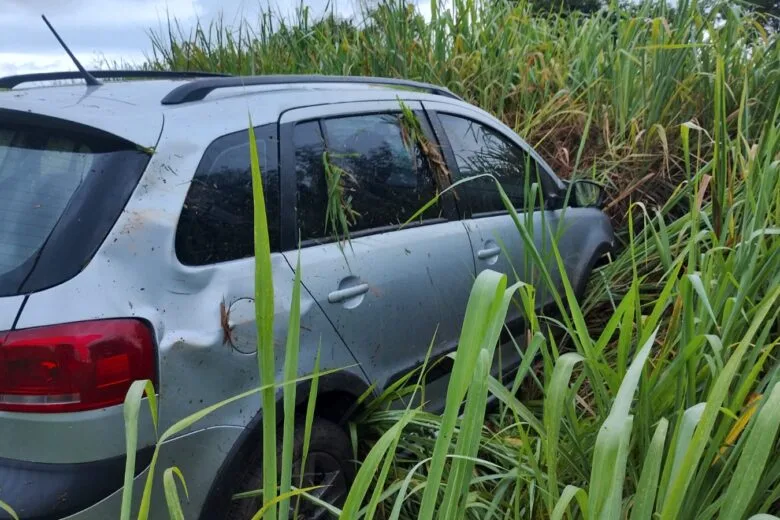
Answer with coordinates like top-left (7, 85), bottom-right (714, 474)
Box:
top-left (225, 416), bottom-right (355, 520)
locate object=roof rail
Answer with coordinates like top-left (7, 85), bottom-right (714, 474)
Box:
top-left (0, 70), bottom-right (230, 90)
top-left (160, 75), bottom-right (463, 105)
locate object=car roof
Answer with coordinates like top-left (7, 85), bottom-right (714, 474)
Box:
top-left (0, 77), bottom-right (466, 148)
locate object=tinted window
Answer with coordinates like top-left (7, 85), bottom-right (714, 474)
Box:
top-left (439, 114), bottom-right (532, 214)
top-left (176, 124), bottom-right (280, 265)
top-left (294, 113), bottom-right (440, 242)
top-left (0, 129), bottom-right (91, 274)
top-left (0, 118), bottom-right (148, 296)
top-left (294, 121), bottom-right (328, 243)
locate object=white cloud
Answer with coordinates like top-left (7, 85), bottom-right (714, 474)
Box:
top-left (0, 0), bottom-right (444, 79)
top-left (0, 0), bottom-right (208, 76)
top-left (0, 54), bottom-right (71, 78)
top-left (0, 51), bottom-right (148, 78)
top-left (1, 0), bottom-right (204, 27)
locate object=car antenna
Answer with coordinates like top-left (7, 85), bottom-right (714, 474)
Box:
top-left (40, 14), bottom-right (102, 86)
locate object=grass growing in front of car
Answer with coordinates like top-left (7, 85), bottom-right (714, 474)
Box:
top-left (114, 116), bottom-right (546, 520)
top-left (99, 0), bottom-right (780, 518)
top-left (0, 499), bottom-right (18, 520)
top-left (355, 104), bottom-right (780, 519)
top-left (117, 117), bottom-right (332, 520)
top-left (115, 86), bottom-right (780, 520)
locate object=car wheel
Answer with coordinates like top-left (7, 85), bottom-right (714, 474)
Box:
top-left (226, 416), bottom-right (355, 520)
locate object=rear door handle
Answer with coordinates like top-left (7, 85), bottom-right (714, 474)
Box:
top-left (477, 246), bottom-right (501, 259)
top-left (328, 283), bottom-right (369, 303)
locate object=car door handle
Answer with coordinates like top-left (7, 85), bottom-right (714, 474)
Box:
top-left (328, 283), bottom-right (370, 303)
top-left (477, 246), bottom-right (501, 259)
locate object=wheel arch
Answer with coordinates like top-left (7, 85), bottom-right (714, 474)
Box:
top-left (573, 238), bottom-right (615, 300)
top-left (197, 370), bottom-right (372, 520)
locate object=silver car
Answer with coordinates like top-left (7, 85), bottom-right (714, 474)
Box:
top-left (0, 72), bottom-right (613, 519)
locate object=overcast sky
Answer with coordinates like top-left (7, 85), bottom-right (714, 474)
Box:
top-left (0, 0), bottom-right (435, 77)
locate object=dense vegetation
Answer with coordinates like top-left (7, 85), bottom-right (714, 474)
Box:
top-left (112, 0), bottom-right (780, 518)
top-left (146, 0), bottom-right (778, 222)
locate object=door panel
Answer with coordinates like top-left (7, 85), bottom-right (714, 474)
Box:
top-left (282, 224), bottom-right (475, 397)
top-left (279, 101), bottom-right (476, 409)
top-left (423, 101), bottom-right (564, 379)
top-left (464, 213), bottom-right (562, 317)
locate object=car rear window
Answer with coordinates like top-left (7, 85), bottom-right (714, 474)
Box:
top-left (0, 115), bottom-right (150, 296)
top-left (0, 129), bottom-right (93, 274)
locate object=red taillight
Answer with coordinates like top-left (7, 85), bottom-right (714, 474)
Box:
top-left (0, 320), bottom-right (156, 413)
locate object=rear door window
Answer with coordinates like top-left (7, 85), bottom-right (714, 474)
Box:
top-left (175, 124), bottom-right (280, 265)
top-left (293, 113), bottom-right (441, 243)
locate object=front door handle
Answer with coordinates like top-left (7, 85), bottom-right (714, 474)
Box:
top-left (477, 246), bottom-right (501, 259)
top-left (328, 283), bottom-right (369, 303)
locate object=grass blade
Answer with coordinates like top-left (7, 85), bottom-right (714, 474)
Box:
top-left (660, 286), bottom-right (780, 519)
top-left (249, 117), bottom-right (277, 519)
top-left (659, 403), bottom-right (706, 509)
top-left (720, 382), bottom-right (780, 519)
top-left (589, 327), bottom-right (659, 519)
top-left (438, 348), bottom-right (492, 520)
top-left (544, 352), bottom-right (584, 510)
top-left (121, 379), bottom-right (158, 520)
top-left (252, 487), bottom-right (322, 520)
top-left (630, 418), bottom-right (669, 520)
top-left (162, 466), bottom-right (189, 520)
top-left (294, 347), bottom-right (321, 520)
top-left (551, 485), bottom-right (589, 520)
top-left (418, 270), bottom-right (508, 520)
top-left (279, 251), bottom-right (303, 520)
top-left (0, 500), bottom-right (18, 520)
top-left (340, 411), bottom-right (418, 518)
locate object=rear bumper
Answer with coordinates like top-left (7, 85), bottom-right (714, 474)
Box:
top-left (0, 449), bottom-right (154, 520)
top-left (0, 426), bottom-right (242, 520)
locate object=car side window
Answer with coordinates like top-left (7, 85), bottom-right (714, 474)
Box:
top-left (293, 112), bottom-right (440, 243)
top-left (438, 113), bottom-right (534, 214)
top-left (175, 124), bottom-right (280, 265)
top-left (293, 121), bottom-right (328, 244)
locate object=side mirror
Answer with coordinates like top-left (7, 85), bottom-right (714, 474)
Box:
top-left (568, 179), bottom-right (606, 209)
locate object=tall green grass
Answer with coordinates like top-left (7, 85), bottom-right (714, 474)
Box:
top-left (145, 0), bottom-right (779, 221)
top-left (352, 69), bottom-right (780, 520)
top-left (99, 1), bottom-right (780, 519)
top-left (116, 75), bottom-right (778, 520)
